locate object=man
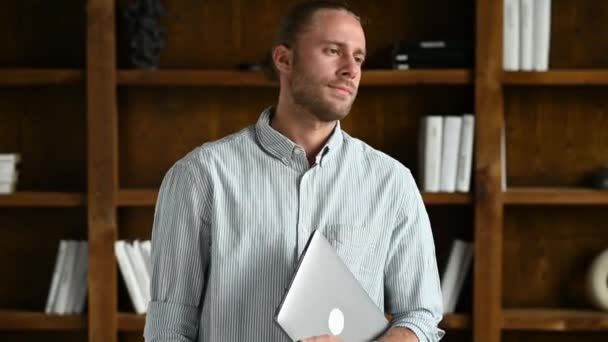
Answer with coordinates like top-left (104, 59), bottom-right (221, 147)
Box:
top-left (144, 1), bottom-right (444, 341)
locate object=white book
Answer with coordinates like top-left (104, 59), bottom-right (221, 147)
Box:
top-left (447, 241), bottom-right (474, 313)
top-left (0, 163), bottom-right (17, 180)
top-left (441, 240), bottom-right (468, 313)
top-left (53, 240), bottom-right (78, 314)
top-left (440, 116), bottom-right (462, 192)
top-left (0, 181), bottom-right (16, 194)
top-left (533, 0), bottom-right (551, 71)
top-left (503, 0), bottom-right (520, 70)
top-left (72, 241), bottom-right (89, 314)
top-left (0, 153), bottom-right (20, 163)
top-left (420, 116), bottom-right (443, 192)
top-left (140, 240), bottom-right (152, 277)
top-left (64, 241), bottom-right (84, 314)
top-left (126, 241), bottom-right (151, 308)
top-left (519, 0), bottom-right (534, 70)
top-left (45, 240), bottom-right (68, 314)
top-left (456, 115), bottom-right (475, 192)
top-left (115, 240), bottom-right (146, 314)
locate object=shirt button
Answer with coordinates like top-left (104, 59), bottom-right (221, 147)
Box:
top-left (294, 148), bottom-right (302, 155)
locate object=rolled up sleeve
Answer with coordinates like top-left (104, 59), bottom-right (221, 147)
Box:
top-left (384, 170), bottom-right (445, 342)
top-left (144, 159), bottom-right (212, 342)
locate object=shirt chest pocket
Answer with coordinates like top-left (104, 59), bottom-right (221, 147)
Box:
top-left (317, 224), bottom-right (372, 277)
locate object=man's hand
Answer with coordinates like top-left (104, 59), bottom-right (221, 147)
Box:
top-left (299, 335), bottom-right (343, 342)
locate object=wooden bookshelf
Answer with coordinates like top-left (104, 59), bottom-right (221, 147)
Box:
top-left (503, 70), bottom-right (608, 85)
top-left (115, 312), bottom-right (473, 332)
top-left (502, 309), bottom-right (608, 331)
top-left (504, 188), bottom-right (608, 205)
top-left (0, 69), bottom-right (85, 85)
top-left (0, 192), bottom-right (86, 207)
top-left (2, 0), bottom-right (608, 342)
top-left (0, 310), bottom-right (85, 330)
top-left (116, 189), bottom-right (158, 206)
top-left (117, 69), bottom-right (472, 87)
top-left (116, 189), bottom-right (473, 206)
top-left (422, 192), bottom-right (473, 205)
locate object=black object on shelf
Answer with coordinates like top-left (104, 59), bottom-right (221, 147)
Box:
top-left (122, 0), bottom-right (167, 69)
top-left (391, 40), bottom-right (473, 69)
top-left (589, 166), bottom-right (608, 189)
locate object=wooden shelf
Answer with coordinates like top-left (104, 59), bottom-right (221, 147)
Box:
top-left (0, 310), bottom-right (85, 330)
top-left (422, 192), bottom-right (473, 205)
top-left (0, 192), bottom-right (86, 207)
top-left (0, 69), bottom-right (85, 85)
top-left (502, 308), bottom-right (608, 331)
top-left (118, 312), bottom-right (145, 331)
top-left (116, 312), bottom-right (470, 332)
top-left (503, 187), bottom-right (608, 205)
top-left (440, 313), bottom-right (472, 330)
top-left (503, 70), bottom-right (608, 85)
top-left (117, 69), bottom-right (472, 87)
top-left (116, 189), bottom-right (158, 206)
top-left (117, 189), bottom-right (472, 206)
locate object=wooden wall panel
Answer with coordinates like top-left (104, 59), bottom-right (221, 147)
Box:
top-left (0, 87), bottom-right (86, 191)
top-left (550, 0), bottom-right (608, 68)
top-left (0, 0), bottom-right (84, 67)
top-left (504, 331), bottom-right (608, 342)
top-left (503, 206), bottom-right (608, 308)
top-left (115, 0), bottom-right (474, 68)
top-left (118, 86), bottom-right (472, 187)
top-left (505, 87), bottom-right (608, 187)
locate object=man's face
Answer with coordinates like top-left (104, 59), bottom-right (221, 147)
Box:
top-left (288, 9), bottom-right (366, 122)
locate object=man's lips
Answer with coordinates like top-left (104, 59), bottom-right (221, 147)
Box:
top-left (328, 84), bottom-right (354, 95)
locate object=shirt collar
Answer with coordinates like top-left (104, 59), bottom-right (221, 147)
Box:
top-left (255, 107), bottom-right (344, 167)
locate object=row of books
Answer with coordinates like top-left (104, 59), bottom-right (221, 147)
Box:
top-left (503, 0), bottom-right (552, 71)
top-left (441, 239), bottom-right (474, 314)
top-left (45, 240), bottom-right (88, 315)
top-left (115, 240), bottom-right (152, 314)
top-left (0, 153), bottom-right (19, 194)
top-left (418, 115), bottom-right (475, 193)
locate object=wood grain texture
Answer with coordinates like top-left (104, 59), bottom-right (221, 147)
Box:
top-left (503, 71), bottom-right (608, 85)
top-left (118, 86), bottom-right (472, 187)
top-left (0, 0), bottom-right (84, 68)
top-left (115, 0), bottom-right (473, 69)
top-left (549, 0), bottom-right (608, 68)
top-left (503, 308), bottom-right (608, 331)
top-left (474, 0), bottom-right (504, 341)
top-left (0, 87), bottom-right (86, 191)
top-left (0, 331), bottom-right (87, 342)
top-left (0, 69), bottom-right (85, 85)
top-left (503, 206), bottom-right (608, 309)
top-left (0, 310), bottom-right (86, 330)
top-left (505, 87), bottom-right (608, 187)
top-left (86, 1), bottom-right (118, 342)
top-left (504, 187), bottom-right (608, 205)
top-left (0, 192), bottom-right (86, 207)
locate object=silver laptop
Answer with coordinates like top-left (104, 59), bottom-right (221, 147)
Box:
top-left (275, 230), bottom-right (389, 342)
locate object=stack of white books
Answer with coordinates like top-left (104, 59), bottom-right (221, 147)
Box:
top-left (0, 153), bottom-right (20, 194)
top-left (115, 240), bottom-right (152, 314)
top-left (418, 115), bottom-right (475, 193)
top-left (503, 0), bottom-right (552, 71)
top-left (441, 239), bottom-right (474, 314)
top-left (45, 240), bottom-right (88, 315)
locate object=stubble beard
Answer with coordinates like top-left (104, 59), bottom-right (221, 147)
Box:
top-left (289, 63), bottom-right (356, 123)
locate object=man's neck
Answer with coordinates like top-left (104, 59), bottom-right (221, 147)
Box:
top-left (271, 102), bottom-right (337, 165)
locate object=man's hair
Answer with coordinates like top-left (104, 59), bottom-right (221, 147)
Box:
top-left (262, 0), bottom-right (361, 82)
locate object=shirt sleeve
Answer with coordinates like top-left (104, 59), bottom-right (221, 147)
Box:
top-left (144, 159), bottom-right (212, 342)
top-left (384, 170), bottom-right (445, 342)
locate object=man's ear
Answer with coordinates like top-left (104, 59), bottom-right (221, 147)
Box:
top-left (272, 44), bottom-right (293, 76)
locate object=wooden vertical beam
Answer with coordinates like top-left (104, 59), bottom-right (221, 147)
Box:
top-left (87, 1), bottom-right (118, 342)
top-left (474, 0), bottom-right (504, 341)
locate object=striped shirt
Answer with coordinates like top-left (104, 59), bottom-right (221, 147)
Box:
top-left (144, 107), bottom-right (444, 342)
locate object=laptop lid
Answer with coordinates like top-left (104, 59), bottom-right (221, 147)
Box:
top-left (275, 230), bottom-right (389, 341)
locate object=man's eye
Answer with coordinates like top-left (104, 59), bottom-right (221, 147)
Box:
top-left (328, 48), bottom-right (339, 55)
